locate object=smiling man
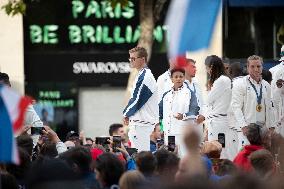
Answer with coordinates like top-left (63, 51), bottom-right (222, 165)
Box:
top-left (123, 46), bottom-right (159, 152)
top-left (231, 55), bottom-right (272, 151)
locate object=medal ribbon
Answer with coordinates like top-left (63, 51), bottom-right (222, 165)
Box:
top-left (192, 83), bottom-right (196, 94)
top-left (248, 79), bottom-right (262, 105)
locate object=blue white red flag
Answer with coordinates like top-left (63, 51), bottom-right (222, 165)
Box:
top-left (0, 85), bottom-right (32, 164)
top-left (166, 0), bottom-right (221, 66)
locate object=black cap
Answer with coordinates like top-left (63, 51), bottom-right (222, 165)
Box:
top-left (66, 131), bottom-right (79, 140)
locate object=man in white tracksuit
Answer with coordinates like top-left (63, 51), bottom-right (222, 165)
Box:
top-left (159, 68), bottom-right (199, 157)
top-left (184, 59), bottom-right (205, 139)
top-left (157, 60), bottom-right (174, 134)
top-left (269, 45), bottom-right (284, 76)
top-left (271, 47), bottom-right (284, 136)
top-left (157, 60), bottom-right (174, 103)
top-left (231, 55), bottom-right (272, 151)
top-left (123, 47), bottom-right (159, 152)
top-left (271, 70), bottom-right (284, 136)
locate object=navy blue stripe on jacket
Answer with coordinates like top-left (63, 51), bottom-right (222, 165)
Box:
top-left (123, 69), bottom-right (153, 117)
top-left (158, 89), bottom-right (171, 120)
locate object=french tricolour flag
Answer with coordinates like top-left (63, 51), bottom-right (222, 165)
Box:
top-left (166, 0), bottom-right (221, 66)
top-left (0, 85), bottom-right (32, 164)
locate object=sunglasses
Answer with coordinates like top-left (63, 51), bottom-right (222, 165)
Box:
top-left (128, 57), bottom-right (143, 62)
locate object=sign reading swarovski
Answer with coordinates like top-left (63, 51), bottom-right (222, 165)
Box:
top-left (73, 62), bottom-right (130, 74)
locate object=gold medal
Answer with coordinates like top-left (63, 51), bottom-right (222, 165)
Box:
top-left (256, 104), bottom-right (262, 112)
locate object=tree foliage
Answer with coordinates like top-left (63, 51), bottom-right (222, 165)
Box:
top-left (1, 0), bottom-right (26, 16)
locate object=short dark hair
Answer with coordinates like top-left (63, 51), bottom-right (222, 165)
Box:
top-left (154, 149), bottom-right (179, 175)
top-left (229, 62), bottom-right (243, 79)
top-left (95, 153), bottom-right (125, 187)
top-left (59, 146), bottom-right (92, 174)
top-left (170, 68), bottom-right (185, 77)
top-left (215, 159), bottom-right (237, 176)
top-left (262, 70), bottom-right (272, 84)
top-left (0, 72), bottom-right (11, 86)
top-left (186, 58), bottom-right (196, 64)
top-left (16, 134), bottom-right (33, 157)
top-left (249, 149), bottom-right (274, 176)
top-left (109, 123), bottom-right (123, 136)
top-left (39, 142), bottom-right (58, 158)
top-left (246, 123), bottom-right (263, 145)
top-left (135, 151), bottom-right (156, 176)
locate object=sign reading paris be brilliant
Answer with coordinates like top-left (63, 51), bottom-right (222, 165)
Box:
top-left (24, 0), bottom-right (168, 52)
top-left (24, 0), bottom-right (170, 87)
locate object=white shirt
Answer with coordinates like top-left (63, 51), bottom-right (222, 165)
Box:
top-left (123, 67), bottom-right (159, 126)
top-left (157, 70), bottom-right (173, 102)
top-left (159, 84), bottom-right (192, 134)
top-left (207, 75), bottom-right (232, 118)
top-left (231, 75), bottom-right (272, 130)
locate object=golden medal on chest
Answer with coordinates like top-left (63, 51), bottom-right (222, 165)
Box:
top-left (256, 104), bottom-right (262, 112)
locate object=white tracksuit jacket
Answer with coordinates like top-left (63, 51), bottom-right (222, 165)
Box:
top-left (231, 75), bottom-right (272, 130)
top-left (157, 70), bottom-right (173, 103)
top-left (123, 67), bottom-right (159, 126)
top-left (271, 63), bottom-right (284, 136)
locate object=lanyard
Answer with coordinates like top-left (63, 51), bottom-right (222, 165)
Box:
top-left (248, 79), bottom-right (262, 105)
top-left (192, 83), bottom-right (196, 94)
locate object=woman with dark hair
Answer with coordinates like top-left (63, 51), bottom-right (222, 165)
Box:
top-left (205, 55), bottom-right (232, 159)
top-left (95, 153), bottom-right (125, 189)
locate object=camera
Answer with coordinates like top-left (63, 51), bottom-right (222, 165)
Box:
top-left (31, 127), bottom-right (45, 135)
top-left (168, 136), bottom-right (175, 152)
top-left (31, 121), bottom-right (44, 135)
top-left (218, 133), bottom-right (225, 148)
top-left (112, 135), bottom-right (122, 152)
top-left (95, 136), bottom-right (110, 145)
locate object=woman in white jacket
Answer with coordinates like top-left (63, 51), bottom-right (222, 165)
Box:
top-left (159, 68), bottom-right (200, 157)
top-left (205, 55), bottom-right (232, 159)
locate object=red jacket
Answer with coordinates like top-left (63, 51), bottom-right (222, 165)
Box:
top-left (233, 145), bottom-right (264, 171)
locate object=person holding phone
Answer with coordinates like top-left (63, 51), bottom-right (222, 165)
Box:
top-left (205, 55), bottom-right (232, 159)
top-left (159, 68), bottom-right (198, 157)
top-left (0, 72), bottom-right (43, 129)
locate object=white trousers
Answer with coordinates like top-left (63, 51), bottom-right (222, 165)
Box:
top-left (227, 128), bottom-right (239, 160)
top-left (128, 124), bottom-right (154, 152)
top-left (207, 117), bottom-right (237, 160)
top-left (168, 120), bottom-right (203, 158)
